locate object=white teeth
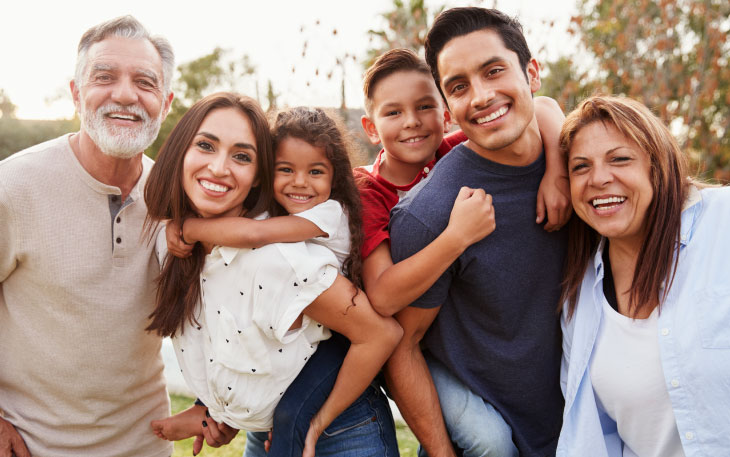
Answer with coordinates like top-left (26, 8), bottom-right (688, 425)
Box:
top-left (475, 106), bottom-right (508, 124)
top-left (288, 194), bottom-right (311, 201)
top-left (108, 113), bottom-right (137, 121)
top-left (592, 196), bottom-right (626, 207)
top-left (200, 180), bottom-right (228, 192)
top-left (403, 136), bottom-right (426, 143)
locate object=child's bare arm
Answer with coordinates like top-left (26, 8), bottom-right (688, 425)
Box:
top-left (534, 96), bottom-right (571, 231)
top-left (179, 216), bottom-right (326, 249)
top-left (364, 186), bottom-right (495, 317)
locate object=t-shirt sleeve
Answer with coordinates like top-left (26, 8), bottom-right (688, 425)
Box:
top-left (251, 242), bottom-right (338, 343)
top-left (389, 205), bottom-right (453, 309)
top-left (0, 183), bottom-right (17, 282)
top-left (359, 177), bottom-right (392, 259)
top-left (292, 199), bottom-right (344, 240)
top-left (442, 129), bottom-right (468, 150)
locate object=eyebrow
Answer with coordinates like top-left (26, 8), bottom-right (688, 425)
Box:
top-left (570, 146), bottom-right (625, 161)
top-left (90, 63), bottom-right (115, 73)
top-left (89, 64), bottom-right (160, 84)
top-left (379, 95), bottom-right (438, 111)
top-left (135, 68), bottom-right (159, 84)
top-left (441, 57), bottom-right (505, 89)
top-left (276, 160), bottom-right (330, 168)
top-left (197, 132), bottom-right (257, 152)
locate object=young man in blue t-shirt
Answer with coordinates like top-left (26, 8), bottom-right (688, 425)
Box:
top-left (387, 7), bottom-right (569, 457)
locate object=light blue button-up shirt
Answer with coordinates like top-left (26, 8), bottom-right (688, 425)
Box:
top-left (558, 186), bottom-right (730, 457)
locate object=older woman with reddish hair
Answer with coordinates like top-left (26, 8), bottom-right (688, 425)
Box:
top-left (557, 95), bottom-right (730, 457)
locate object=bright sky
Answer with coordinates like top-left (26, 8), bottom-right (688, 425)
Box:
top-left (1, 0), bottom-right (576, 120)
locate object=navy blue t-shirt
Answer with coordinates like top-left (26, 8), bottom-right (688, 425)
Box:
top-left (390, 143), bottom-right (566, 457)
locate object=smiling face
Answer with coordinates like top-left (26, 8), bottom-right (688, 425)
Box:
top-left (273, 137), bottom-right (333, 214)
top-left (437, 29), bottom-right (540, 162)
top-left (182, 107), bottom-right (259, 218)
top-left (569, 121), bottom-right (654, 249)
top-left (72, 36), bottom-right (171, 158)
top-left (363, 70), bottom-right (450, 169)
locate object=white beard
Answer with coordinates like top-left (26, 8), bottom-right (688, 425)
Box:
top-left (81, 102), bottom-right (163, 159)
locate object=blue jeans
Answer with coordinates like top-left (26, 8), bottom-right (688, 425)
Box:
top-left (244, 333), bottom-right (399, 457)
top-left (418, 356), bottom-right (518, 457)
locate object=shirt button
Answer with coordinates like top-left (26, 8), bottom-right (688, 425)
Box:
top-left (685, 431), bottom-right (694, 440)
top-left (116, 237), bottom-right (122, 244)
top-left (424, 166), bottom-right (430, 173)
top-left (661, 328), bottom-right (670, 336)
top-left (670, 379), bottom-right (680, 387)
top-left (111, 195), bottom-right (119, 202)
top-left (116, 216), bottom-right (121, 223)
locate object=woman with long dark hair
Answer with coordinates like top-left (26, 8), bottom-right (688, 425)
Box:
top-left (143, 92), bottom-right (401, 455)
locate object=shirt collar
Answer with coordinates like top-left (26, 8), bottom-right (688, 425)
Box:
top-left (679, 184), bottom-right (702, 247)
top-left (211, 245), bottom-right (240, 265)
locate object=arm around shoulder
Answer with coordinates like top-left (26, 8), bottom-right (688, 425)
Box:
top-left (183, 215), bottom-right (326, 249)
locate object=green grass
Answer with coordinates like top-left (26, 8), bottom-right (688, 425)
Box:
top-left (170, 394), bottom-right (418, 457)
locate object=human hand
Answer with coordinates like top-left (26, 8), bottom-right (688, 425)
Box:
top-left (536, 168), bottom-right (571, 232)
top-left (264, 430), bottom-right (272, 453)
top-left (200, 415), bottom-right (239, 449)
top-left (302, 419), bottom-right (325, 457)
top-left (445, 186), bottom-right (496, 249)
top-left (0, 416), bottom-right (30, 457)
top-left (166, 219), bottom-right (194, 258)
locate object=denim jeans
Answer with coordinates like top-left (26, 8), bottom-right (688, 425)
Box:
top-left (244, 333), bottom-right (399, 457)
top-left (418, 356), bottom-right (518, 457)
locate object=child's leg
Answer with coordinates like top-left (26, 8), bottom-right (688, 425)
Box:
top-left (267, 332), bottom-right (398, 457)
top-left (150, 404), bottom-right (207, 441)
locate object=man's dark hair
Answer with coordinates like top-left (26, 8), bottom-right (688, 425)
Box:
top-left (425, 7), bottom-right (532, 96)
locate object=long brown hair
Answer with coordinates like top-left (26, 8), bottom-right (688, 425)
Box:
top-left (270, 107), bottom-right (364, 291)
top-left (559, 95), bottom-right (689, 319)
top-left (144, 92), bottom-right (274, 337)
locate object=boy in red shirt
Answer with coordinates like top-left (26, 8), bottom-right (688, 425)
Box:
top-left (356, 48), bottom-right (569, 317)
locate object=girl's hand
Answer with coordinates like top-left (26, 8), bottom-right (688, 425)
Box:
top-left (302, 418), bottom-right (325, 457)
top-left (445, 186), bottom-right (496, 250)
top-left (166, 219), bottom-right (194, 258)
top-left (536, 168), bottom-right (571, 232)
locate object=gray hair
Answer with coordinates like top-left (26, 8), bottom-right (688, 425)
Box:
top-left (74, 15), bottom-right (175, 96)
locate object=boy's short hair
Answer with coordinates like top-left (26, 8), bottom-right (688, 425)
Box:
top-left (425, 7), bottom-right (532, 97)
top-left (362, 48), bottom-right (432, 116)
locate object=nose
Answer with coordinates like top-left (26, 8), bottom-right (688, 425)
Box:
top-left (470, 78), bottom-right (495, 110)
top-left (207, 152), bottom-right (229, 177)
top-left (292, 171), bottom-right (307, 186)
top-left (111, 77), bottom-right (139, 106)
top-left (589, 163), bottom-right (613, 187)
top-left (403, 109), bottom-right (422, 129)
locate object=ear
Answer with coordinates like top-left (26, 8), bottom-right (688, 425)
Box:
top-left (161, 91), bottom-right (174, 121)
top-left (442, 108), bottom-right (452, 134)
top-left (361, 115), bottom-right (382, 145)
top-left (70, 80), bottom-right (81, 111)
top-left (527, 58), bottom-right (541, 94)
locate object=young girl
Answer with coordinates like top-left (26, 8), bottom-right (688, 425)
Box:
top-left (165, 106), bottom-right (364, 288)
top-left (145, 96), bottom-right (402, 455)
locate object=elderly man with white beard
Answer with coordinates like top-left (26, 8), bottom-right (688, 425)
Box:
top-left (0, 16), bottom-right (176, 457)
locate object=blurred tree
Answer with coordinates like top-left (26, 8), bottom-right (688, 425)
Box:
top-left (147, 48), bottom-right (259, 159)
top-left (541, 0), bottom-right (730, 180)
top-left (265, 80), bottom-right (279, 113)
top-left (0, 89), bottom-right (17, 119)
top-left (363, 0), bottom-right (444, 67)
